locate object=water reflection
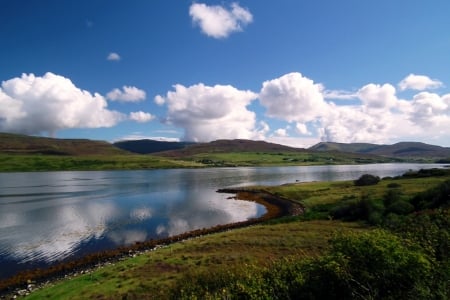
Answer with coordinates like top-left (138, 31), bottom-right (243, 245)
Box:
top-left (0, 170), bottom-right (264, 279)
top-left (0, 163), bottom-right (444, 279)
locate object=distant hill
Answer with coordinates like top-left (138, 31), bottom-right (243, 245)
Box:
top-left (0, 132), bottom-right (127, 156)
top-left (113, 139), bottom-right (194, 154)
top-left (309, 141), bottom-right (450, 159)
top-left (155, 139), bottom-right (307, 157)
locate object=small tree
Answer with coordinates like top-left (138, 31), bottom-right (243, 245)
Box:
top-left (354, 174), bottom-right (380, 186)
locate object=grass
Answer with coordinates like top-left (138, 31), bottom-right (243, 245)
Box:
top-left (0, 154), bottom-right (203, 172)
top-left (0, 150), bottom-right (400, 172)
top-left (25, 220), bottom-right (367, 299)
top-left (189, 151), bottom-right (396, 167)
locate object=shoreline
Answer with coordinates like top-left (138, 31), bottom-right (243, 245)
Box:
top-left (0, 189), bottom-right (304, 297)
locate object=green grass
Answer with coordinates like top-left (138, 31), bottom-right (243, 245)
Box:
top-left (0, 154), bottom-right (203, 172)
top-left (0, 150), bottom-right (400, 172)
top-left (264, 175), bottom-right (450, 208)
top-left (26, 220), bottom-right (366, 299)
top-left (186, 151), bottom-right (396, 167)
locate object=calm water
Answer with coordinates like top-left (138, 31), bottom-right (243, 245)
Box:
top-left (0, 163), bottom-right (444, 279)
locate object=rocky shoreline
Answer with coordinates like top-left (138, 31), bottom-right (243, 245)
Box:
top-left (0, 188), bottom-right (304, 299)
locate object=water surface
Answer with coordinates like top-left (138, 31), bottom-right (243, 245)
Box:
top-left (0, 163), bottom-right (444, 279)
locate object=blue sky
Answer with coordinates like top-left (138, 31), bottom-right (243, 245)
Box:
top-left (1, 0), bottom-right (450, 147)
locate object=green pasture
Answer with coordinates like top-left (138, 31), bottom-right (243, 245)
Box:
top-left (0, 154), bottom-right (203, 172)
top-left (187, 151), bottom-right (395, 167)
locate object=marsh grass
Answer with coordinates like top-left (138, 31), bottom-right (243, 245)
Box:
top-left (25, 221), bottom-right (366, 299)
top-left (0, 154), bottom-right (202, 172)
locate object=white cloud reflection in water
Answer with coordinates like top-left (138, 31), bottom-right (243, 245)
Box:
top-left (0, 170), bottom-right (265, 268)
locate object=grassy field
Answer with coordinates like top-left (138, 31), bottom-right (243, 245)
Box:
top-left (0, 154), bottom-right (203, 172)
top-left (169, 151), bottom-right (398, 167)
top-left (19, 170), bottom-right (450, 299)
top-left (0, 150), bottom-right (401, 172)
top-left (25, 221), bottom-right (367, 299)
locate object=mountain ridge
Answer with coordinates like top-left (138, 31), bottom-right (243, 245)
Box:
top-left (1, 132), bottom-right (449, 160)
top-left (309, 141), bottom-right (450, 158)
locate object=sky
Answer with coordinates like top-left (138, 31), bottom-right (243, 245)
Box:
top-left (1, 0), bottom-right (450, 148)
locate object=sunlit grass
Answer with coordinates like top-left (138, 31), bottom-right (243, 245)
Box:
top-left (0, 154), bottom-right (203, 172)
top-left (26, 220), bottom-right (366, 299)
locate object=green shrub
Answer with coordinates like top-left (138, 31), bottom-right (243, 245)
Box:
top-left (410, 179), bottom-right (450, 210)
top-left (354, 174), bottom-right (380, 186)
top-left (331, 193), bottom-right (384, 224)
top-left (383, 188), bottom-right (404, 207)
top-left (386, 200), bottom-right (414, 215)
top-left (324, 230), bottom-right (433, 299)
top-left (387, 182), bottom-right (401, 188)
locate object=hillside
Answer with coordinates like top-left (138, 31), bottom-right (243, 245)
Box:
top-left (154, 139), bottom-right (306, 157)
top-left (113, 139), bottom-right (194, 154)
top-left (309, 142), bottom-right (382, 153)
top-left (310, 141), bottom-right (450, 159)
top-left (0, 132), bottom-right (128, 156)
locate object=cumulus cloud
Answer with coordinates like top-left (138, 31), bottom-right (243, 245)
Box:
top-left (106, 86), bottom-right (146, 102)
top-left (0, 72), bottom-right (124, 135)
top-left (295, 123), bottom-right (311, 135)
top-left (398, 73), bottom-right (443, 91)
top-left (357, 83), bottom-right (397, 109)
top-left (318, 104), bottom-right (394, 144)
top-left (189, 2), bottom-right (253, 38)
top-left (257, 72), bottom-right (450, 145)
top-left (274, 128), bottom-right (288, 137)
top-left (107, 52), bottom-right (121, 61)
top-left (129, 111), bottom-right (155, 123)
top-left (155, 83), bottom-right (258, 142)
top-left (408, 92), bottom-right (450, 127)
top-left (323, 89), bottom-right (358, 100)
top-left (259, 72), bottom-right (327, 123)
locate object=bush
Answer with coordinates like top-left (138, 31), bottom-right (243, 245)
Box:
top-left (386, 200), bottom-right (414, 215)
top-left (410, 179), bottom-right (450, 210)
top-left (387, 182), bottom-right (401, 188)
top-left (324, 230), bottom-right (433, 299)
top-left (354, 174), bottom-right (380, 186)
top-left (331, 193), bottom-right (384, 224)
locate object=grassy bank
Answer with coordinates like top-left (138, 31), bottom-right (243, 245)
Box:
top-left (0, 154), bottom-right (203, 172)
top-left (14, 169), bottom-right (450, 299)
top-left (0, 150), bottom-right (403, 172)
top-left (23, 221), bottom-right (367, 299)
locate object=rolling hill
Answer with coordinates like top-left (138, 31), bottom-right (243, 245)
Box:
top-left (0, 132), bottom-right (128, 156)
top-left (113, 139), bottom-right (194, 154)
top-left (310, 141), bottom-right (450, 159)
top-left (154, 139), bottom-right (307, 157)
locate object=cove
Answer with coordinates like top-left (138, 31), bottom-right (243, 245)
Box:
top-left (0, 163), bottom-right (444, 280)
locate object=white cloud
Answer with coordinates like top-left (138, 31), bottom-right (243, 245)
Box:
top-left (107, 86), bottom-right (146, 102)
top-left (274, 128), bottom-right (288, 137)
top-left (323, 89), bottom-right (358, 100)
top-left (318, 104), bottom-right (393, 144)
top-left (0, 72), bottom-right (124, 135)
top-left (189, 2), bottom-right (253, 38)
top-left (357, 83), bottom-right (397, 109)
top-left (154, 95), bottom-right (165, 105)
top-left (129, 111), bottom-right (155, 123)
top-left (398, 73), bottom-right (443, 91)
top-left (295, 123), bottom-right (311, 135)
top-left (259, 72), bottom-right (327, 123)
top-left (107, 52), bottom-right (121, 61)
top-left (408, 92), bottom-right (450, 127)
top-left (156, 83), bottom-right (258, 142)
